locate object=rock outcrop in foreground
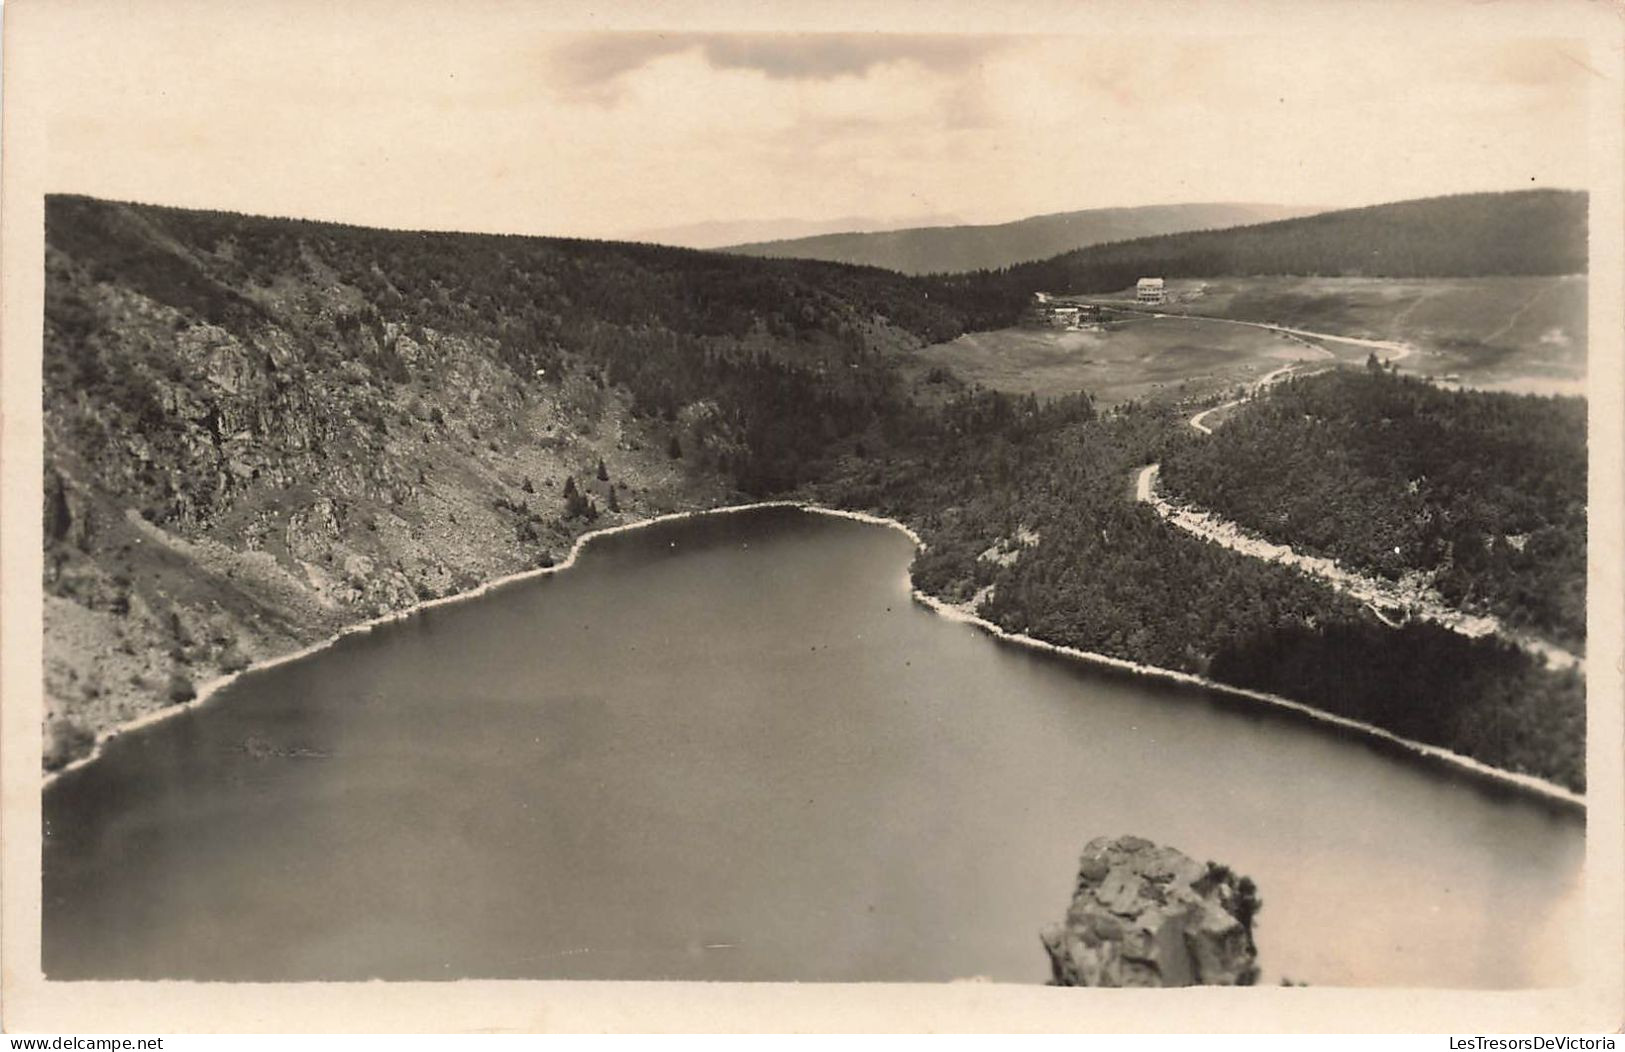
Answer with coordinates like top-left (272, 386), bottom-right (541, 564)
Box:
top-left (1042, 835), bottom-right (1260, 987)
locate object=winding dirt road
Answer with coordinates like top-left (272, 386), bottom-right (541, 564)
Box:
top-left (1105, 304), bottom-right (1416, 361)
top-left (1187, 359), bottom-right (1330, 434)
top-left (1135, 464), bottom-right (1580, 671)
top-left (1114, 303), bottom-right (1579, 669)
top-left (1092, 306), bottom-right (1408, 434)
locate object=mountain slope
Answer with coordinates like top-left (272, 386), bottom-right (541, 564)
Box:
top-left (722, 203), bottom-right (1326, 275)
top-left (919, 189), bottom-right (1590, 329)
top-left (1011, 189), bottom-right (1586, 287)
top-left (41, 194), bottom-right (985, 769)
top-left (629, 211), bottom-right (966, 250)
top-left (41, 192), bottom-right (1586, 791)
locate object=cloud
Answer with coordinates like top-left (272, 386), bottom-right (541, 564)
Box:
top-left (550, 32), bottom-right (1008, 99)
top-left (699, 33), bottom-right (1003, 80)
top-left (550, 34), bottom-right (693, 93)
top-left (37, 6), bottom-right (1592, 244)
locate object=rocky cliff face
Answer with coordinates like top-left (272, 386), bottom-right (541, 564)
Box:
top-left (41, 195), bottom-right (970, 773)
top-left (41, 289), bottom-right (730, 769)
top-left (1042, 836), bottom-right (1260, 987)
top-left (42, 201), bottom-right (825, 770)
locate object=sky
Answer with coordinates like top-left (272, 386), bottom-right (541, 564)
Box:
top-left (25, 1), bottom-right (1598, 244)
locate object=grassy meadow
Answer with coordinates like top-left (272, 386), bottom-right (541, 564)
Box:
top-left (908, 315), bottom-right (1334, 407)
top-left (1083, 276), bottom-right (1586, 393)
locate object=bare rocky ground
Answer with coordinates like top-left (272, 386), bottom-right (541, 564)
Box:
top-left (43, 249), bottom-right (738, 771)
top-left (44, 389), bottom-right (734, 770)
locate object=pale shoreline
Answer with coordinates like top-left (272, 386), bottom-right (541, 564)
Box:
top-left (42, 501), bottom-right (1586, 810)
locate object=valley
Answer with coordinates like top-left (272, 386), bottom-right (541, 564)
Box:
top-left (925, 272), bottom-right (1583, 416)
top-left (1078, 275), bottom-right (1585, 393)
top-left (41, 190), bottom-right (1590, 796)
top-left (908, 314), bottom-right (1336, 408)
top-left (13, 5), bottom-right (1614, 1008)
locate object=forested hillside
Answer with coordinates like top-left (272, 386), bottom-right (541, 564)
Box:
top-left (47, 195), bottom-right (1009, 497)
top-left (817, 398), bottom-right (1585, 791)
top-left (1159, 369), bottom-right (1587, 649)
top-left (43, 194), bottom-right (1587, 792)
top-left (723, 203), bottom-right (1321, 276)
top-left (924, 190), bottom-right (1588, 325)
top-left (41, 194), bottom-right (986, 768)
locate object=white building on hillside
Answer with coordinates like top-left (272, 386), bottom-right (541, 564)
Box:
top-left (1136, 277), bottom-right (1166, 304)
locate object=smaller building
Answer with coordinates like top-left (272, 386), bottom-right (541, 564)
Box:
top-left (1136, 277), bottom-right (1166, 305)
top-left (1025, 295), bottom-right (1107, 330)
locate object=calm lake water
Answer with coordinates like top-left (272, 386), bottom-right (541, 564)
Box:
top-left (44, 506), bottom-right (1584, 985)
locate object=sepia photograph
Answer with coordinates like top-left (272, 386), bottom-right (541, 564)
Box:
top-left (2, 0), bottom-right (1622, 1035)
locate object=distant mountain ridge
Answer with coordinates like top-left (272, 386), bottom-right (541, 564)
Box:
top-left (924, 189), bottom-right (1590, 326)
top-left (1013, 189), bottom-right (1590, 288)
top-left (40, 190), bottom-right (1586, 791)
top-left (630, 212), bottom-right (967, 250)
top-left (721, 203), bottom-right (1328, 275)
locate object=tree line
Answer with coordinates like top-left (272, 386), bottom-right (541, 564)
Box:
top-left (1159, 368), bottom-right (1587, 649)
top-left (44, 193), bottom-right (1588, 791)
top-left (934, 189), bottom-right (1587, 308)
top-left (817, 393), bottom-right (1585, 791)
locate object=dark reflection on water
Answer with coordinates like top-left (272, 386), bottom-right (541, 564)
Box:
top-left (44, 507), bottom-right (1584, 985)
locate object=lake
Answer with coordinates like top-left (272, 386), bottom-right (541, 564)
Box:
top-left (43, 506), bottom-right (1584, 985)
